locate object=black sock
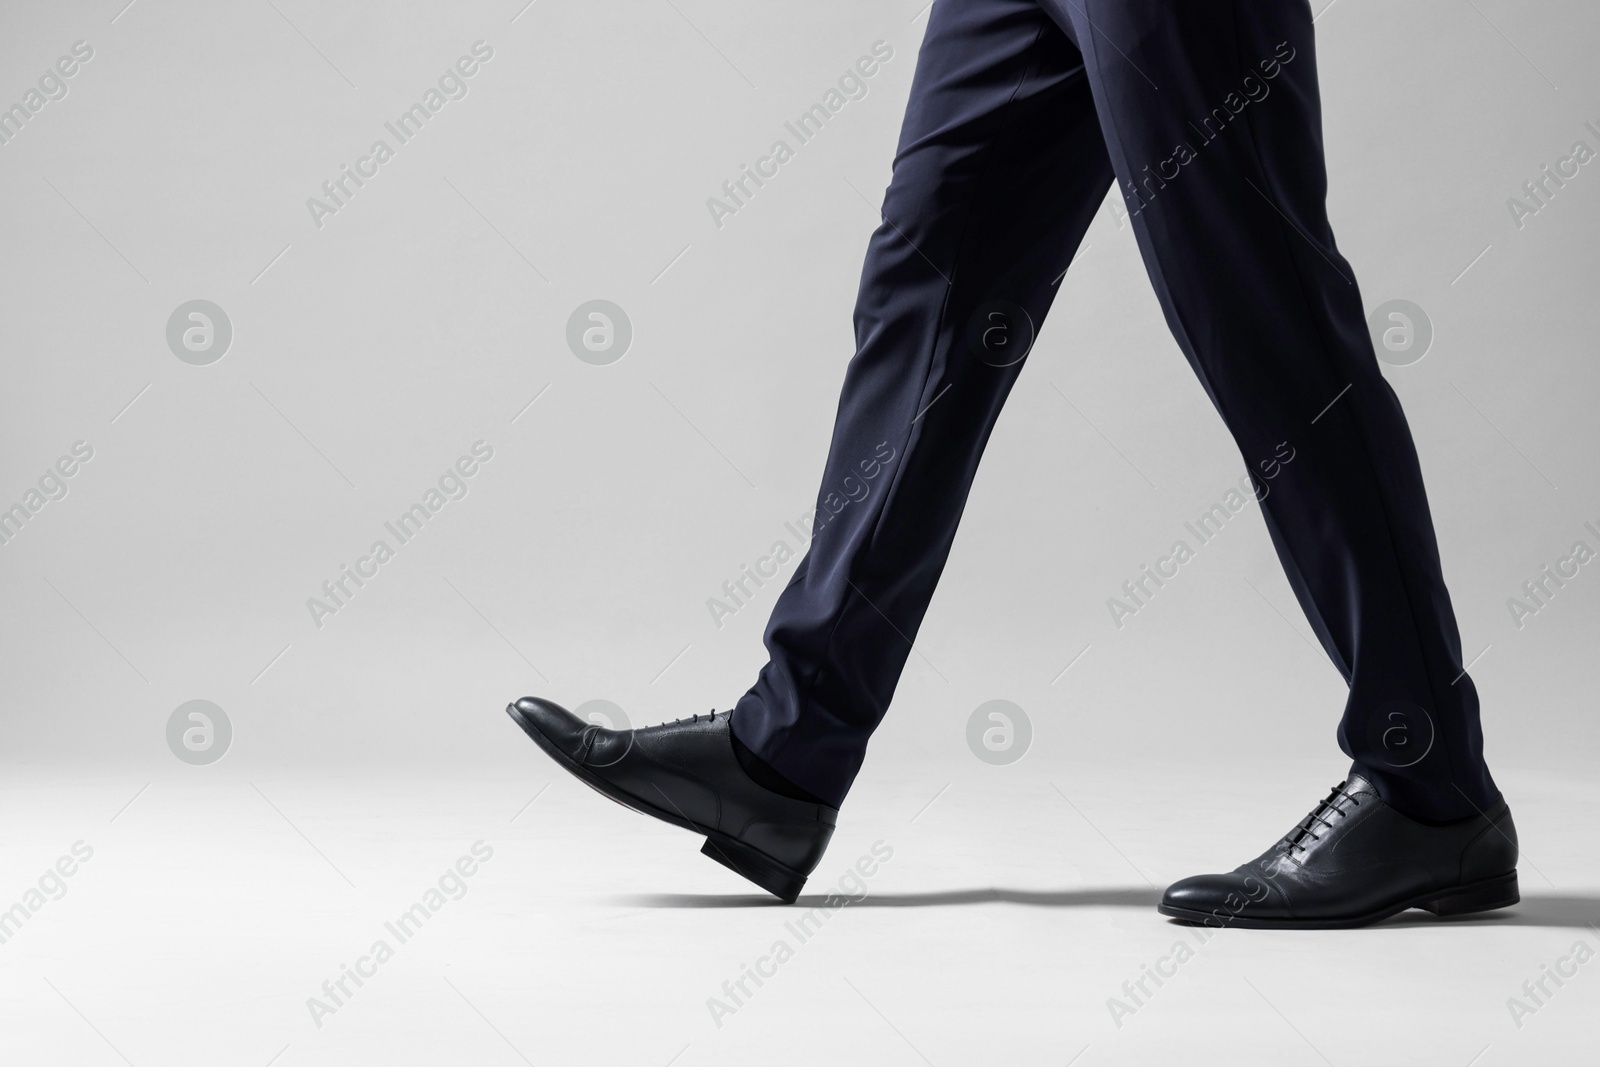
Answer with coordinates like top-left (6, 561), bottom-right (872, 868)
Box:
top-left (730, 730), bottom-right (829, 806)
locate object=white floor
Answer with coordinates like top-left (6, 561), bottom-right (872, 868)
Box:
top-left (2, 758), bottom-right (1596, 1066)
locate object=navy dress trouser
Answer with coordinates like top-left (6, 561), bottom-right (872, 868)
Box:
top-left (730, 0), bottom-right (1498, 821)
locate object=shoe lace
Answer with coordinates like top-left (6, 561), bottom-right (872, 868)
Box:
top-left (669, 708), bottom-right (719, 726)
top-left (1284, 782), bottom-right (1362, 853)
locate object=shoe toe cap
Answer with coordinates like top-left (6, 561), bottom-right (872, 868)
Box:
top-left (508, 697), bottom-right (593, 757)
top-left (1161, 873), bottom-right (1240, 913)
top-left (1162, 866), bottom-right (1294, 924)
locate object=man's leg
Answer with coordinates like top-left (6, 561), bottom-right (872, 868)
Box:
top-left (732, 0), bottom-right (1114, 807)
top-left (508, 0), bottom-right (1115, 903)
top-left (1037, 0), bottom-right (1496, 822)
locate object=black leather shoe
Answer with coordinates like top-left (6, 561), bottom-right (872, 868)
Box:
top-left (506, 697), bottom-right (837, 903)
top-left (1158, 774), bottom-right (1518, 929)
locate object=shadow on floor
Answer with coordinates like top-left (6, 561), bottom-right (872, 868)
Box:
top-left (1372, 893), bottom-right (1600, 931)
top-left (619, 887), bottom-right (1600, 927)
top-left (619, 886), bottom-right (1164, 909)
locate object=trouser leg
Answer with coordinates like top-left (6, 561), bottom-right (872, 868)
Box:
top-left (1040, 0), bottom-right (1494, 818)
top-left (732, 0), bottom-right (1113, 806)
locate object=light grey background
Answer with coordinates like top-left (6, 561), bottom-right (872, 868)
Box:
top-left (2, 0), bottom-right (1596, 780)
top-left (2, 1), bottom-right (1598, 1064)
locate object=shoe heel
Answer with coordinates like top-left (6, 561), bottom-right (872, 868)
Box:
top-left (701, 836), bottom-right (806, 904)
top-left (1421, 871), bottom-right (1519, 917)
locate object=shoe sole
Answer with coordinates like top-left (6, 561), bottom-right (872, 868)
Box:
top-left (1157, 870), bottom-right (1520, 930)
top-left (504, 703), bottom-right (807, 904)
